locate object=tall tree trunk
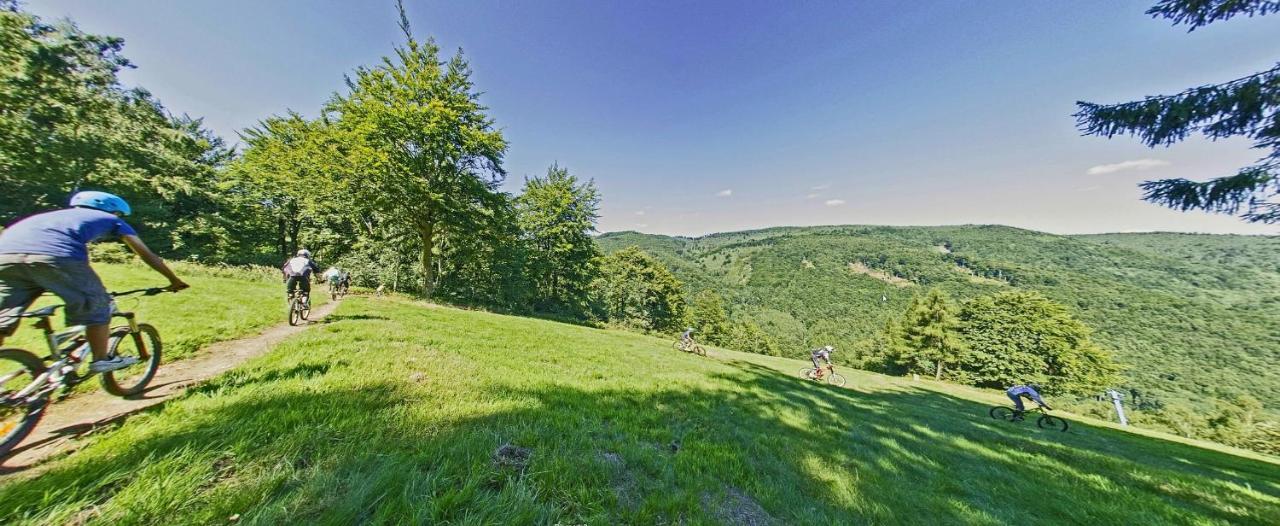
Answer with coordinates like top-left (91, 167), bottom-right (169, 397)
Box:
top-left (935, 361), bottom-right (944, 380)
top-left (418, 217), bottom-right (435, 296)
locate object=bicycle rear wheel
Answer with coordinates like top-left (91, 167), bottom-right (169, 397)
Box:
top-left (799, 367), bottom-right (817, 380)
top-left (1037, 414), bottom-right (1069, 432)
top-left (101, 324), bottom-right (162, 397)
top-left (0, 349), bottom-right (49, 457)
top-left (989, 406), bottom-right (1016, 421)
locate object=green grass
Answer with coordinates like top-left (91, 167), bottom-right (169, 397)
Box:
top-left (3, 262), bottom-right (325, 361)
top-left (1, 296), bottom-right (1275, 525)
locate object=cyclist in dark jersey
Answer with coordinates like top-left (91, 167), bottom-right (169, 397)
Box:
top-left (1007, 384), bottom-right (1052, 419)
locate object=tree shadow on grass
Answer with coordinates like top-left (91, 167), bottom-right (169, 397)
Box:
top-left (0, 359), bottom-right (1275, 525)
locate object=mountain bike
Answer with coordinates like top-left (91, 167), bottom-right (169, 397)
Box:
top-left (0, 288), bottom-right (171, 457)
top-left (329, 281), bottom-right (344, 300)
top-left (672, 339), bottom-right (706, 356)
top-left (288, 290), bottom-right (311, 326)
top-left (989, 405), bottom-right (1069, 432)
top-left (799, 365), bottom-right (846, 387)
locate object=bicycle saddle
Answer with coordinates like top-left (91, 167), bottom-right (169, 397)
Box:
top-left (20, 305), bottom-right (63, 318)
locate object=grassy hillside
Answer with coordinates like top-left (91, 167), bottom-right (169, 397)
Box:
top-left (3, 262), bottom-right (323, 361)
top-left (596, 226), bottom-right (1280, 422)
top-left (0, 297), bottom-right (1275, 524)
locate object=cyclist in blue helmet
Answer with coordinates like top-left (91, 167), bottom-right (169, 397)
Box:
top-left (0, 191), bottom-right (188, 373)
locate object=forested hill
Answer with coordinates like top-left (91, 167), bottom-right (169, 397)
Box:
top-left (597, 226), bottom-right (1280, 420)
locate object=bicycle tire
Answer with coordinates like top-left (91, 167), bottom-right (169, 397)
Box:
top-left (692, 344), bottom-right (706, 356)
top-left (673, 341), bottom-right (685, 352)
top-left (0, 348), bottom-right (50, 458)
top-left (799, 367), bottom-right (817, 380)
top-left (288, 298), bottom-right (302, 326)
top-left (1037, 414), bottom-right (1069, 432)
top-left (101, 324), bottom-right (162, 397)
top-left (827, 373), bottom-right (846, 387)
top-left (989, 406), bottom-right (1016, 421)
top-left (301, 297), bottom-right (311, 320)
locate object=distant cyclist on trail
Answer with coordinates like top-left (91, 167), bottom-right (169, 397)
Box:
top-left (282, 249), bottom-right (321, 305)
top-left (0, 191), bottom-right (188, 373)
top-left (809, 345), bottom-right (835, 379)
top-left (1007, 384), bottom-right (1052, 419)
top-left (323, 266), bottom-right (341, 291)
top-left (680, 327), bottom-right (695, 347)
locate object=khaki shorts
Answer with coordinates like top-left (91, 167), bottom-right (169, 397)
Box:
top-left (0, 254), bottom-right (112, 336)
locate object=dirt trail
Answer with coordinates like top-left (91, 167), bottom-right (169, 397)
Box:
top-left (1, 300), bottom-right (341, 474)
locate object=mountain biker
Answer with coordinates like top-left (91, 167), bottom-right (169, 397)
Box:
top-left (1007, 384), bottom-right (1052, 418)
top-left (680, 327), bottom-right (695, 348)
top-left (323, 266), bottom-right (341, 291)
top-left (282, 249), bottom-right (321, 306)
top-left (0, 191), bottom-right (188, 373)
top-left (338, 271), bottom-right (351, 293)
top-left (809, 345), bottom-right (835, 379)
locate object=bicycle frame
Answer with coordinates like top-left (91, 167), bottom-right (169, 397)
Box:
top-left (8, 292), bottom-right (151, 401)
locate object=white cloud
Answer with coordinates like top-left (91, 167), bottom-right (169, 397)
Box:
top-left (1076, 185), bottom-right (1102, 192)
top-left (811, 184), bottom-right (831, 190)
top-left (1086, 159), bottom-right (1170, 175)
top-left (717, 189), bottom-right (733, 197)
top-left (637, 223), bottom-right (648, 228)
top-left (824, 199), bottom-right (846, 207)
top-left (634, 210), bottom-right (646, 216)
top-left (805, 193), bottom-right (820, 199)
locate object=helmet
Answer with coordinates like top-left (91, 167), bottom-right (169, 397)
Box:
top-left (69, 191), bottom-right (131, 216)
top-left (824, 345), bottom-right (835, 352)
top-left (297, 249), bottom-right (311, 257)
top-left (686, 327), bottom-right (695, 332)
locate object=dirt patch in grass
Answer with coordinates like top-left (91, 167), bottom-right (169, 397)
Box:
top-left (492, 443), bottom-right (532, 472)
top-left (847, 262), bottom-right (913, 287)
top-left (700, 486), bottom-right (775, 526)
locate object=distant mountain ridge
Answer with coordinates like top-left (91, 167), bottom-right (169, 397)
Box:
top-left (597, 225), bottom-right (1280, 419)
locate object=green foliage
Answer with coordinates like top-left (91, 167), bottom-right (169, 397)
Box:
top-left (1075, 2), bottom-right (1279, 222)
top-left (326, 8), bottom-right (507, 294)
top-left (686, 290), bottom-right (731, 345)
top-left (956, 291), bottom-right (1120, 395)
top-left (516, 164), bottom-right (601, 317)
top-left (589, 246), bottom-right (686, 332)
top-left (896, 289), bottom-right (967, 380)
top-left (0, 6), bottom-right (240, 259)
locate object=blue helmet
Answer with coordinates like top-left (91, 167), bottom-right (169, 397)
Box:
top-left (69, 191), bottom-right (131, 216)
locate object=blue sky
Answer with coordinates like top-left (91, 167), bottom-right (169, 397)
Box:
top-left (30, 1), bottom-right (1280, 235)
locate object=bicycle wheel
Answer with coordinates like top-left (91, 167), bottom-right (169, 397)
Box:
top-left (288, 298), bottom-right (302, 326)
top-left (101, 324), bottom-right (162, 397)
top-left (672, 341), bottom-right (685, 352)
top-left (1037, 414), bottom-right (1069, 432)
top-left (692, 344), bottom-right (706, 357)
top-left (301, 297), bottom-right (311, 320)
top-left (0, 349), bottom-right (49, 457)
top-left (798, 368), bottom-right (820, 381)
top-left (989, 406), bottom-right (1016, 421)
top-left (826, 373), bottom-right (847, 387)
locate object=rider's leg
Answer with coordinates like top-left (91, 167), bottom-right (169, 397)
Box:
top-left (1008, 393), bottom-right (1025, 415)
top-left (286, 276), bottom-right (298, 299)
top-left (301, 277), bottom-right (312, 305)
top-left (30, 257), bottom-right (118, 364)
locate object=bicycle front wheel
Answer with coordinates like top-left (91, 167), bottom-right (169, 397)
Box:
top-left (101, 324), bottom-right (162, 397)
top-left (989, 406), bottom-right (1016, 421)
top-left (692, 345), bottom-right (706, 357)
top-left (826, 373), bottom-right (846, 387)
top-left (1038, 414), bottom-right (1069, 432)
top-left (0, 348), bottom-right (49, 457)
